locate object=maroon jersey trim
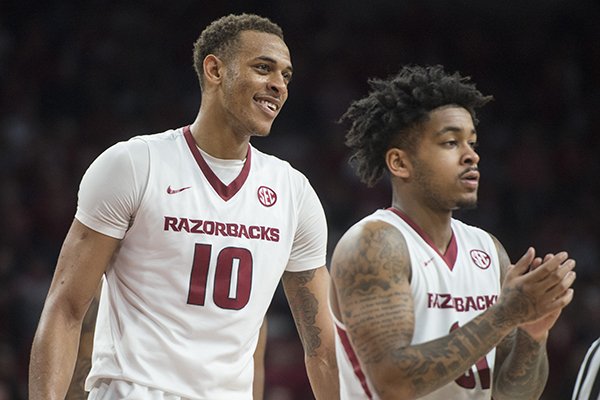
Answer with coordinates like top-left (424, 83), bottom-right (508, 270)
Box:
top-left (183, 125), bottom-right (251, 201)
top-left (336, 325), bottom-right (373, 399)
top-left (387, 207), bottom-right (458, 271)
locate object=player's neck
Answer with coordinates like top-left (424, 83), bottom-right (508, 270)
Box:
top-left (391, 198), bottom-right (453, 254)
top-left (189, 110), bottom-right (250, 160)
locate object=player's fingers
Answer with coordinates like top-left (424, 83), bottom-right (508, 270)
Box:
top-left (526, 252), bottom-right (569, 281)
top-left (529, 257), bottom-right (543, 271)
top-left (529, 254), bottom-right (552, 271)
top-left (544, 269), bottom-right (577, 300)
top-left (559, 258), bottom-right (577, 275)
top-left (510, 247), bottom-right (535, 276)
top-left (545, 288), bottom-right (575, 311)
top-left (536, 258), bottom-right (576, 291)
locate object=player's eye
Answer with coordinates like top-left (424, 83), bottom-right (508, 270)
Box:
top-left (443, 140), bottom-right (458, 148)
top-left (255, 64), bottom-right (270, 73)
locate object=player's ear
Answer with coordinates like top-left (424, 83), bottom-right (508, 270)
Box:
top-left (386, 147), bottom-right (412, 179)
top-left (203, 54), bottom-right (225, 86)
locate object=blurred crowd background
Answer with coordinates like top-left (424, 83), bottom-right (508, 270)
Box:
top-left (1, 0), bottom-right (599, 399)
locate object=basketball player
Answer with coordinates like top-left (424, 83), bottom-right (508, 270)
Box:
top-left (329, 65), bottom-right (576, 399)
top-left (572, 337), bottom-right (600, 400)
top-left (29, 14), bottom-right (338, 399)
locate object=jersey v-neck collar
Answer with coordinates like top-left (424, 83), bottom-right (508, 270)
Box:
top-left (387, 207), bottom-right (458, 271)
top-left (183, 125), bottom-right (251, 201)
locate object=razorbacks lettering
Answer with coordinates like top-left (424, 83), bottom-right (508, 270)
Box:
top-left (428, 293), bottom-right (498, 312)
top-left (164, 216), bottom-right (280, 242)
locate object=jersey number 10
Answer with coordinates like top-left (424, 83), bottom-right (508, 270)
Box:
top-left (187, 243), bottom-right (253, 310)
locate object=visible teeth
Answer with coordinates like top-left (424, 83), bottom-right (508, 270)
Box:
top-left (258, 100), bottom-right (277, 111)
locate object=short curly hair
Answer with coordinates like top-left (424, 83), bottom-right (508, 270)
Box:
top-left (193, 13), bottom-right (284, 90)
top-left (341, 65), bottom-right (493, 186)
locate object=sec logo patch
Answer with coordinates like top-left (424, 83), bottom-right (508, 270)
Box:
top-left (257, 186), bottom-right (277, 207)
top-left (470, 249), bottom-right (491, 270)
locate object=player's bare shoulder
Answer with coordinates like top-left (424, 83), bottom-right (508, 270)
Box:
top-left (487, 232), bottom-right (511, 282)
top-left (331, 218), bottom-right (411, 298)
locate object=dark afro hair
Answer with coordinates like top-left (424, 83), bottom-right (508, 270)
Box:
top-left (341, 65), bottom-right (493, 186)
top-left (193, 14), bottom-right (284, 90)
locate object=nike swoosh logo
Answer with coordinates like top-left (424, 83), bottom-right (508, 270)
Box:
top-left (167, 185), bottom-right (191, 194)
top-left (423, 257), bottom-right (435, 267)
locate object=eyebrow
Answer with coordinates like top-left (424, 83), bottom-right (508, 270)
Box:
top-left (434, 126), bottom-right (477, 136)
top-left (255, 56), bottom-right (293, 74)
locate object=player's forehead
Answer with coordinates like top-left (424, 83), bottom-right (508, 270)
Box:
top-left (424, 106), bottom-right (475, 136)
top-left (235, 30), bottom-right (292, 70)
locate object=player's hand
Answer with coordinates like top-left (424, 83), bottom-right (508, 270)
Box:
top-left (519, 253), bottom-right (576, 341)
top-left (496, 248), bottom-right (576, 328)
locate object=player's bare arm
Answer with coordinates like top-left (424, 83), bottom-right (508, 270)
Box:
top-left (29, 219), bottom-right (119, 400)
top-left (331, 219), bottom-right (574, 400)
top-left (491, 236), bottom-right (575, 400)
top-left (492, 236), bottom-right (548, 400)
top-left (331, 219), bottom-right (507, 399)
top-left (65, 283), bottom-right (101, 400)
top-left (282, 266), bottom-right (339, 399)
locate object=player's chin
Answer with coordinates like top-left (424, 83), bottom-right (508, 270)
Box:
top-left (252, 123), bottom-right (274, 137)
top-left (456, 196), bottom-right (478, 210)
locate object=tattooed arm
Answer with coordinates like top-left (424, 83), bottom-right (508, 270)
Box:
top-left (491, 236), bottom-right (575, 400)
top-left (330, 220), bottom-right (575, 400)
top-left (283, 266), bottom-right (339, 400)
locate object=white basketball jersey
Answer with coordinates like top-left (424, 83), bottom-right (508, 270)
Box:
top-left (76, 126), bottom-right (327, 399)
top-left (335, 208), bottom-right (501, 400)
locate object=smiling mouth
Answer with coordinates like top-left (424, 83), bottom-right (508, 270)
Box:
top-left (255, 98), bottom-right (278, 113)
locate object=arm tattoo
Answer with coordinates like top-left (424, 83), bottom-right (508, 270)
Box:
top-left (335, 226), bottom-right (405, 300)
top-left (384, 318), bottom-right (506, 396)
top-left (334, 225), bottom-right (414, 364)
top-left (332, 222), bottom-right (513, 398)
top-left (283, 269), bottom-right (321, 357)
top-left (490, 234), bottom-right (548, 399)
top-left (494, 331), bottom-right (547, 399)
